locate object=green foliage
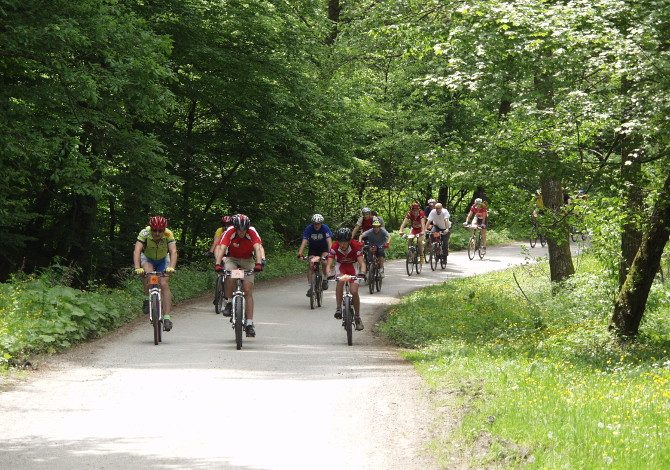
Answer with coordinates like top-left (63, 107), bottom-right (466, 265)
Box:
top-left (381, 257), bottom-right (670, 468)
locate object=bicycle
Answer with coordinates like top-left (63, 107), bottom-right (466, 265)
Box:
top-left (144, 271), bottom-right (166, 345)
top-left (402, 233), bottom-right (422, 276)
top-left (570, 226), bottom-right (588, 242)
top-left (223, 268), bottom-right (255, 350)
top-left (365, 244), bottom-right (383, 294)
top-left (301, 255), bottom-right (325, 309)
top-left (464, 223), bottom-right (486, 260)
top-left (214, 269), bottom-right (226, 314)
top-left (530, 217), bottom-right (546, 248)
top-left (328, 274), bottom-right (365, 346)
top-left (428, 230), bottom-right (448, 270)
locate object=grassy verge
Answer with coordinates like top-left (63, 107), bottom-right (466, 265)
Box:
top-left (380, 256), bottom-right (670, 469)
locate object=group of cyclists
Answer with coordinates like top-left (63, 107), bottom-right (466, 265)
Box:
top-left (132, 197), bottom-right (490, 338)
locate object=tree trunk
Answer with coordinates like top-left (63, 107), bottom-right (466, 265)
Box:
top-left (541, 178), bottom-right (575, 283)
top-left (326, 0), bottom-right (340, 45)
top-left (619, 77), bottom-right (644, 286)
top-left (611, 169), bottom-right (670, 338)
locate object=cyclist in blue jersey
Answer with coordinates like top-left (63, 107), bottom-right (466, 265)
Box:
top-left (297, 214), bottom-right (333, 297)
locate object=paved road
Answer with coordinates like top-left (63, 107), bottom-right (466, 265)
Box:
top-left (0, 243), bottom-right (551, 469)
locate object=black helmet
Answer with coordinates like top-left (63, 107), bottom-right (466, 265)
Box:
top-left (335, 227), bottom-right (352, 242)
top-left (232, 214), bottom-right (250, 230)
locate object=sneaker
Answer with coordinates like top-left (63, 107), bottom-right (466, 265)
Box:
top-left (143, 300), bottom-right (150, 315)
top-left (321, 279), bottom-right (328, 291)
top-left (334, 308), bottom-right (342, 320)
top-left (222, 302), bottom-right (232, 317)
top-left (163, 316), bottom-right (173, 332)
top-left (380, 268), bottom-right (385, 278)
top-left (355, 317), bottom-right (364, 331)
top-left (245, 323), bottom-right (256, 337)
top-left (306, 287), bottom-right (313, 297)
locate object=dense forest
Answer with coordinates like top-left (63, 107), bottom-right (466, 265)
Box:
top-left (1, 0), bottom-right (668, 336)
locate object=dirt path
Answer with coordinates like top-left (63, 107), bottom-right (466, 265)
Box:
top-left (0, 243), bottom-right (546, 469)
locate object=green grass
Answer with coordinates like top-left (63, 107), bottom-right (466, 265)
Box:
top-left (380, 257), bottom-right (670, 469)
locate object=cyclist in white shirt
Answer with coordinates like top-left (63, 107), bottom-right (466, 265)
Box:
top-left (426, 203), bottom-right (451, 260)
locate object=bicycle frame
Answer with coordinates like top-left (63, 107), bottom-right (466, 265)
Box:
top-left (145, 271), bottom-right (165, 345)
top-left (330, 274), bottom-right (362, 346)
top-left (223, 268), bottom-right (254, 350)
top-left (403, 233), bottom-right (422, 276)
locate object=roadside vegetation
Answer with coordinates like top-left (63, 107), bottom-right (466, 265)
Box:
top-left (380, 255), bottom-right (670, 469)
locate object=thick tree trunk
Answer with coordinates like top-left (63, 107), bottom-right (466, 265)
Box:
top-left (611, 169), bottom-right (670, 337)
top-left (541, 178), bottom-right (575, 283)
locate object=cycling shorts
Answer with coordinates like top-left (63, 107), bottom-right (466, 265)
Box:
top-left (224, 257), bottom-right (256, 283)
top-left (141, 254), bottom-right (169, 272)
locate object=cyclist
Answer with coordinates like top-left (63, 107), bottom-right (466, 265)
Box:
top-left (463, 198), bottom-right (488, 251)
top-left (424, 198), bottom-right (436, 218)
top-left (531, 189), bottom-right (544, 219)
top-left (398, 202), bottom-right (426, 261)
top-left (358, 217), bottom-right (390, 276)
top-left (213, 214), bottom-right (265, 337)
top-left (297, 213), bottom-right (333, 297)
top-left (325, 227), bottom-right (367, 331)
top-left (208, 215), bottom-right (233, 257)
top-left (133, 216), bottom-right (177, 331)
top-left (352, 207), bottom-right (384, 239)
top-left (426, 202), bottom-right (451, 260)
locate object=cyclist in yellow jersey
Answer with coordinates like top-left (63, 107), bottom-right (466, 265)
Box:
top-left (208, 215), bottom-right (233, 257)
top-left (133, 216), bottom-right (178, 331)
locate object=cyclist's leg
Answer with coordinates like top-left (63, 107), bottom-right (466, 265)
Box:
top-left (350, 282), bottom-right (361, 316)
top-left (482, 227), bottom-right (487, 248)
top-left (418, 235), bottom-right (425, 259)
top-left (335, 281), bottom-right (344, 311)
top-left (243, 279), bottom-right (254, 320)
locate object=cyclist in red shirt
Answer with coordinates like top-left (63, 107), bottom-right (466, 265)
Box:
top-left (325, 227), bottom-right (367, 331)
top-left (213, 214), bottom-right (265, 337)
top-left (464, 198), bottom-right (489, 251)
top-left (398, 202), bottom-right (427, 261)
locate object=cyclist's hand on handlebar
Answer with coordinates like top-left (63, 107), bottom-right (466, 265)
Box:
top-left (383, 242), bottom-right (389, 249)
top-left (214, 264), bottom-right (224, 272)
top-left (358, 273), bottom-right (367, 281)
top-left (254, 263), bottom-right (263, 272)
top-left (327, 275), bottom-right (336, 281)
top-left (134, 267), bottom-right (145, 275)
top-left (165, 267), bottom-right (175, 274)
top-left (463, 222), bottom-right (469, 227)
top-left (297, 253), bottom-right (303, 259)
top-left (481, 224), bottom-right (486, 229)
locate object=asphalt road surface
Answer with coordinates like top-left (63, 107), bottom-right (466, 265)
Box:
top-left (0, 243), bottom-right (555, 469)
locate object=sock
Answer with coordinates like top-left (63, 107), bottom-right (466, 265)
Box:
top-left (246, 320), bottom-right (253, 326)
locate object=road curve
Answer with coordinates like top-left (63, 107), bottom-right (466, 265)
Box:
top-left (0, 243), bottom-right (552, 469)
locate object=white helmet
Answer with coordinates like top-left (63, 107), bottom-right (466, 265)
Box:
top-left (311, 213), bottom-right (324, 224)
top-left (474, 198), bottom-right (483, 204)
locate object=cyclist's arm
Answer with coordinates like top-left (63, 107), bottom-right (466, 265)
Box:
top-left (351, 224), bottom-right (361, 239)
top-left (214, 244), bottom-right (227, 265)
top-left (133, 241), bottom-right (144, 269)
top-left (253, 242), bottom-right (264, 263)
top-left (357, 255), bottom-right (366, 275)
top-left (324, 256), bottom-right (334, 275)
top-left (168, 242), bottom-right (178, 269)
top-left (326, 236), bottom-right (333, 252)
top-left (421, 217), bottom-right (427, 234)
top-left (297, 238), bottom-right (308, 257)
top-left (398, 217), bottom-right (409, 233)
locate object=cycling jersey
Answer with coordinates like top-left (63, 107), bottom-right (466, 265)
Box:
top-left (218, 226), bottom-right (262, 259)
top-left (137, 226), bottom-right (176, 260)
top-left (427, 209), bottom-right (450, 230)
top-left (356, 215), bottom-right (384, 232)
top-left (328, 240), bottom-right (364, 276)
top-left (469, 204), bottom-right (488, 221)
top-left (302, 223), bottom-right (333, 254)
top-left (361, 228), bottom-right (389, 247)
top-left (213, 226), bottom-right (225, 243)
top-left (404, 210), bottom-right (425, 235)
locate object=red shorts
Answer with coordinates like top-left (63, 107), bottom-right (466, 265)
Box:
top-left (336, 262), bottom-right (357, 276)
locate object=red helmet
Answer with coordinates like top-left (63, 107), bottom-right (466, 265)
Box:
top-left (221, 215), bottom-right (232, 226)
top-left (410, 202), bottom-right (420, 210)
top-left (232, 214), bottom-right (250, 230)
top-left (149, 216), bottom-right (167, 231)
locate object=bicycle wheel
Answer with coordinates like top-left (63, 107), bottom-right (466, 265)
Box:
top-left (368, 265), bottom-right (375, 294)
top-left (430, 245), bottom-right (438, 271)
top-left (214, 275), bottom-right (225, 314)
top-left (151, 295), bottom-right (161, 345)
top-left (375, 269), bottom-right (382, 292)
top-left (315, 273), bottom-right (323, 307)
top-left (233, 296), bottom-right (244, 350)
top-left (343, 296), bottom-right (353, 346)
top-left (415, 251), bottom-right (422, 274)
top-left (540, 233), bottom-right (547, 247)
top-left (440, 252), bottom-right (447, 269)
top-left (467, 236), bottom-right (476, 260)
top-left (530, 227), bottom-right (537, 248)
top-left (478, 235), bottom-right (486, 259)
top-left (570, 229), bottom-right (577, 242)
top-left (309, 276), bottom-right (316, 310)
top-left (581, 231), bottom-right (587, 241)
top-left (406, 248), bottom-right (414, 276)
